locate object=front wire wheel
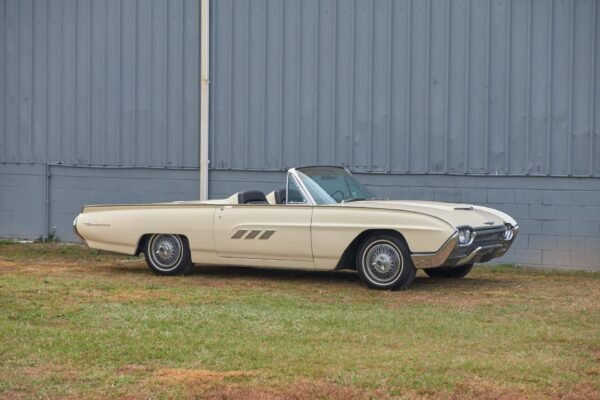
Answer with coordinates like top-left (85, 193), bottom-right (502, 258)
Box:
top-left (144, 234), bottom-right (193, 275)
top-left (356, 234), bottom-right (416, 290)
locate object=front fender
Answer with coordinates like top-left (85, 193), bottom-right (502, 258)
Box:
top-left (311, 206), bottom-right (455, 269)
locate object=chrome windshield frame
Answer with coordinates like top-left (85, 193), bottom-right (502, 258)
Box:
top-left (287, 168), bottom-right (317, 205)
top-left (288, 166), bottom-right (375, 205)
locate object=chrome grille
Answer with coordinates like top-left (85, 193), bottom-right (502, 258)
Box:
top-left (473, 227), bottom-right (505, 246)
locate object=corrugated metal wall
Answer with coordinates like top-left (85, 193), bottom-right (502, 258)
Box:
top-left (211, 0), bottom-right (599, 176)
top-left (0, 0), bottom-right (199, 168)
top-left (2, 0), bottom-right (598, 175)
top-left (0, 0), bottom-right (599, 269)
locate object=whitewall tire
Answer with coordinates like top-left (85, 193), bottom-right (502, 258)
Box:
top-left (356, 233), bottom-right (416, 290)
top-left (144, 234), bottom-right (193, 275)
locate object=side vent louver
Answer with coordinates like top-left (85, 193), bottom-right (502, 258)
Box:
top-left (244, 230), bottom-right (261, 239)
top-left (231, 230), bottom-right (248, 239)
top-left (230, 229), bottom-right (276, 240)
top-left (259, 230), bottom-right (275, 240)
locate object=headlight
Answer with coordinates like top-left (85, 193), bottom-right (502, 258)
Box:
top-left (503, 224), bottom-right (514, 241)
top-left (457, 227), bottom-right (474, 246)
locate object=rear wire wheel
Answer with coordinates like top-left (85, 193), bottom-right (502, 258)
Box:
top-left (144, 234), bottom-right (193, 275)
top-left (356, 233), bottom-right (416, 290)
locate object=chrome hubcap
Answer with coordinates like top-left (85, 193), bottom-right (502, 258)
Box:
top-left (156, 243), bottom-right (173, 259)
top-left (372, 253), bottom-right (393, 273)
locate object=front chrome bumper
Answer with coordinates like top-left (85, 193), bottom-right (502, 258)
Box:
top-left (411, 225), bottom-right (519, 269)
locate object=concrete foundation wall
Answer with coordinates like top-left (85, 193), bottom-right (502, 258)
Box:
top-left (212, 169), bottom-right (600, 270)
top-left (3, 164), bottom-right (597, 270)
top-left (0, 164), bottom-right (199, 242)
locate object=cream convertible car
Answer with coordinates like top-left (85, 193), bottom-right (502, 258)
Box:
top-left (74, 166), bottom-right (518, 290)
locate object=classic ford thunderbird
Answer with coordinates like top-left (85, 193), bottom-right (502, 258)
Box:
top-left (73, 166), bottom-right (518, 290)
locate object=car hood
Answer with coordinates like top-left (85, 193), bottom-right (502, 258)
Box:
top-left (341, 200), bottom-right (516, 229)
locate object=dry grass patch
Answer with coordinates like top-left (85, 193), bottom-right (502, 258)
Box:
top-left (153, 374), bottom-right (379, 400)
top-left (156, 368), bottom-right (253, 383)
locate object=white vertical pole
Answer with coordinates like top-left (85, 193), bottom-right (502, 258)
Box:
top-left (200, 0), bottom-right (210, 200)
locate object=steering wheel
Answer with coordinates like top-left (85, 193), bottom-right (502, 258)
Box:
top-left (331, 190), bottom-right (345, 203)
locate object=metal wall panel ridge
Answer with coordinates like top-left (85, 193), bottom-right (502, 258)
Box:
top-left (211, 0), bottom-right (600, 177)
top-left (0, 0), bottom-right (200, 167)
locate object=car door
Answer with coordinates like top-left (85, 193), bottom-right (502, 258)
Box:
top-left (213, 204), bottom-right (313, 262)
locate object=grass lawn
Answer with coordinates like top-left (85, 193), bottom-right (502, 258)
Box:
top-left (0, 242), bottom-right (598, 399)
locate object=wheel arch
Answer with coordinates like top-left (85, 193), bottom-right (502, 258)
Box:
top-left (135, 234), bottom-right (151, 256)
top-left (335, 229), bottom-right (410, 270)
top-left (135, 233), bottom-right (190, 256)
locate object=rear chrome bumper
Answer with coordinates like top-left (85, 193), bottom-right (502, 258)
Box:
top-left (72, 215), bottom-right (86, 243)
top-left (411, 225), bottom-right (519, 269)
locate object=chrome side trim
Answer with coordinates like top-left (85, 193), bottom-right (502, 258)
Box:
top-left (411, 232), bottom-right (458, 269)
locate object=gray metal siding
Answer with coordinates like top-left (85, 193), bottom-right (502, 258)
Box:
top-left (1, 0), bottom-right (599, 270)
top-left (0, 0), bottom-right (199, 167)
top-left (211, 0), bottom-right (599, 176)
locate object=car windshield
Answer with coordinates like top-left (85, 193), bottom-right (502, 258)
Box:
top-left (295, 167), bottom-right (377, 205)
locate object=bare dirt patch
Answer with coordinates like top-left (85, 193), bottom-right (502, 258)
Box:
top-left (551, 383), bottom-right (600, 400)
top-left (443, 376), bottom-right (600, 400)
top-left (20, 364), bottom-right (80, 381)
top-left (445, 375), bottom-right (536, 400)
top-left (197, 380), bottom-right (375, 400)
top-left (154, 372), bottom-right (380, 400)
top-left (116, 364), bottom-right (151, 375)
top-left (156, 368), bottom-right (253, 383)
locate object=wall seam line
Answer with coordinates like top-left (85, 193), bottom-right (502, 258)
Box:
top-left (368, 0), bottom-right (374, 171)
top-left (546, 0), bottom-right (553, 175)
top-left (180, 0), bottom-right (184, 167)
top-left (228, 0), bottom-right (234, 168)
top-left (31, 0), bottom-right (36, 163)
top-left (263, 0), bottom-right (268, 169)
top-left (386, 0), bottom-right (393, 173)
top-left (279, 0), bottom-right (285, 169)
top-left (331, 0), bottom-right (337, 165)
top-left (245, 1), bottom-right (250, 168)
top-left (444, 0), bottom-right (450, 174)
top-left (484, 0), bottom-right (491, 173)
top-left (314, 0), bottom-right (320, 165)
top-left (589, 0), bottom-right (597, 176)
top-left (296, 0), bottom-right (301, 167)
top-left (405, 0), bottom-right (412, 173)
top-left (504, 0), bottom-right (511, 174)
top-left (525, 0), bottom-right (532, 174)
top-left (74, 0), bottom-right (78, 164)
top-left (89, 0), bottom-right (93, 165)
top-left (424, 0), bottom-right (431, 173)
top-left (567, 0), bottom-right (574, 176)
top-left (349, 0), bottom-right (356, 169)
top-left (463, 0), bottom-right (470, 174)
